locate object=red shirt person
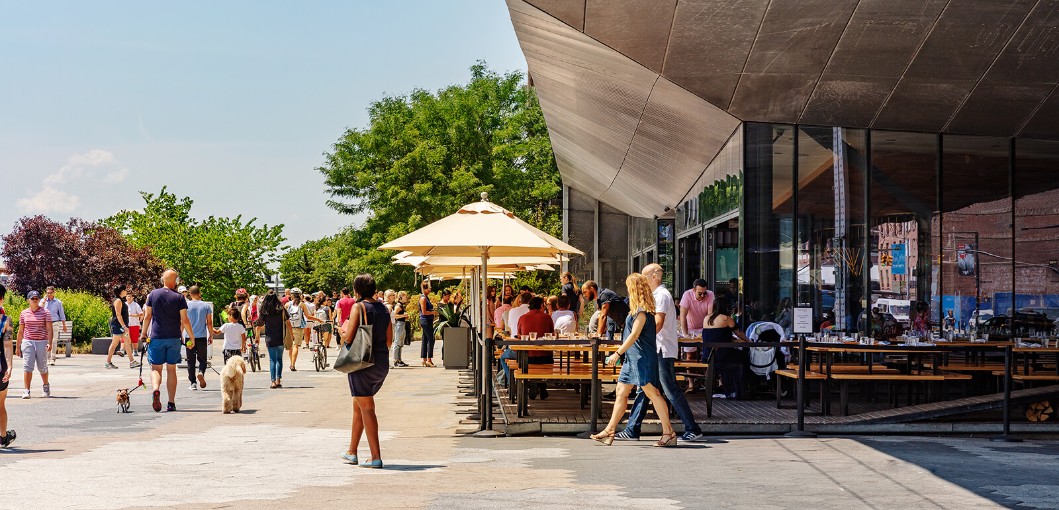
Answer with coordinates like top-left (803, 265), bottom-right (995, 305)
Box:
top-left (517, 297), bottom-right (554, 360)
top-left (336, 288), bottom-right (356, 326)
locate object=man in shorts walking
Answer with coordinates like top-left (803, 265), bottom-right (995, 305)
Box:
top-left (140, 270), bottom-right (195, 412)
top-left (16, 291), bottom-right (53, 398)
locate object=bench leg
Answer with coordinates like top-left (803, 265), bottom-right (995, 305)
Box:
top-left (841, 381), bottom-right (850, 416)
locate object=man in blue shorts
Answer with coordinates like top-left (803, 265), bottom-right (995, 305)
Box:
top-left (140, 269), bottom-right (195, 412)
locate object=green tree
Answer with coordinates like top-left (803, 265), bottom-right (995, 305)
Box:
top-left (314, 62), bottom-right (562, 291)
top-left (104, 187), bottom-right (286, 307)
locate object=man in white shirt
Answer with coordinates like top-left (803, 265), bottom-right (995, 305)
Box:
top-left (617, 263), bottom-right (703, 442)
top-left (505, 288), bottom-right (532, 336)
top-left (551, 295), bottom-right (576, 335)
top-left (126, 293), bottom-right (144, 354)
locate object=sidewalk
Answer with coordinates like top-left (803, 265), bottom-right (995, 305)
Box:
top-left (0, 346), bottom-right (1054, 509)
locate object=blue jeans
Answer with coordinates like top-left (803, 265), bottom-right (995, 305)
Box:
top-left (267, 345), bottom-right (284, 381)
top-left (498, 347), bottom-right (517, 386)
top-left (623, 357), bottom-right (702, 437)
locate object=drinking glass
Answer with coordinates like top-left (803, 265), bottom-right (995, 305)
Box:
top-left (529, 332), bottom-right (537, 341)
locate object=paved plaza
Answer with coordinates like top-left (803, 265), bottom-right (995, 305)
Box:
top-left (1, 346), bottom-right (1057, 509)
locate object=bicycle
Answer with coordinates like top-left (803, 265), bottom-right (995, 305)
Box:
top-left (245, 328), bottom-right (262, 372)
top-left (310, 326), bottom-right (329, 372)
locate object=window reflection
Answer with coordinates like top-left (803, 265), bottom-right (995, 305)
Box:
top-left (1014, 139), bottom-right (1059, 336)
top-left (744, 123), bottom-right (794, 325)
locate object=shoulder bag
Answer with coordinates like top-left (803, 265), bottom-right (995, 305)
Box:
top-left (282, 309), bottom-right (294, 350)
top-left (334, 302), bottom-right (375, 373)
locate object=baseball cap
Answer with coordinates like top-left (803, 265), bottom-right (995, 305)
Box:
top-left (177, 285), bottom-right (188, 293)
top-left (27, 290), bottom-right (41, 299)
top-left (291, 287), bottom-right (303, 295)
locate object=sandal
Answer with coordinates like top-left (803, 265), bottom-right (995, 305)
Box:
top-left (654, 432), bottom-right (678, 447)
top-left (590, 429), bottom-right (615, 446)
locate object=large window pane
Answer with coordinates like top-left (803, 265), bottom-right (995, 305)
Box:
top-left (744, 123), bottom-right (794, 325)
top-left (942, 135), bottom-right (1011, 337)
top-left (871, 131), bottom-right (938, 331)
top-left (1014, 139), bottom-right (1059, 335)
top-left (797, 126), bottom-right (867, 332)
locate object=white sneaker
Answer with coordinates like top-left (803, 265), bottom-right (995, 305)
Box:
top-left (188, 384), bottom-right (198, 391)
top-left (21, 390), bottom-right (30, 399)
top-left (43, 384), bottom-right (50, 397)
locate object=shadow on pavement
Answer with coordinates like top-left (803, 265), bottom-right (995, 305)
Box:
top-left (380, 464), bottom-right (447, 471)
top-left (0, 448), bottom-right (65, 454)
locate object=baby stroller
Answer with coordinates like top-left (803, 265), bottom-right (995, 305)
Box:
top-left (744, 321), bottom-right (787, 396)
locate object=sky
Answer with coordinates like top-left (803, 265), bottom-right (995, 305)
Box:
top-left (0, 1), bottom-right (529, 251)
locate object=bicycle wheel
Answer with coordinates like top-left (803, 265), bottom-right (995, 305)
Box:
top-left (314, 350), bottom-right (323, 372)
top-left (322, 344), bottom-right (328, 368)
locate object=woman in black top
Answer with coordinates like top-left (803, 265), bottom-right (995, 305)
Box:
top-left (339, 273), bottom-right (392, 469)
top-left (105, 285), bottom-right (139, 369)
top-left (419, 280), bottom-right (437, 367)
top-left (256, 290), bottom-right (293, 388)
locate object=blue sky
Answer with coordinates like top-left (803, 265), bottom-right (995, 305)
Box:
top-left (0, 1), bottom-right (528, 249)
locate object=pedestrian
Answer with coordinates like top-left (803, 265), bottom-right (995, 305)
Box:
top-left (616, 264), bottom-right (703, 442)
top-left (281, 288), bottom-right (292, 305)
top-left (285, 288), bottom-right (320, 372)
top-left (336, 287), bottom-right (356, 331)
top-left (314, 295), bottom-right (334, 349)
top-left (391, 291), bottom-right (409, 367)
top-left (105, 285), bottom-right (140, 369)
top-left (140, 269), bottom-right (196, 412)
top-left (419, 280), bottom-right (437, 367)
top-left (214, 306), bottom-right (247, 365)
top-left (302, 294), bottom-right (318, 349)
top-left (580, 280), bottom-right (629, 339)
top-left (127, 292), bottom-right (144, 355)
top-left (255, 290), bottom-right (292, 389)
top-left (40, 286), bottom-right (67, 364)
top-left (178, 285), bottom-right (189, 299)
top-left (702, 296), bottom-right (751, 399)
top-left (16, 290), bottom-right (53, 399)
top-left (0, 284), bottom-right (17, 447)
top-left (339, 273), bottom-right (392, 469)
top-left (183, 286), bottom-right (213, 390)
top-left (590, 273), bottom-right (676, 447)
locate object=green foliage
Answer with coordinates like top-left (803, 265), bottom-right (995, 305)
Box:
top-left (104, 187), bottom-right (286, 307)
top-left (4, 290), bottom-right (110, 342)
top-left (310, 62), bottom-right (563, 292)
top-left (698, 173), bottom-right (742, 222)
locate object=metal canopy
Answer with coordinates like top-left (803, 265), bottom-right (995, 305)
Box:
top-left (509, 0), bottom-right (1059, 218)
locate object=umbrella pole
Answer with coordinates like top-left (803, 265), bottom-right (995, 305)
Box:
top-left (475, 246), bottom-right (501, 437)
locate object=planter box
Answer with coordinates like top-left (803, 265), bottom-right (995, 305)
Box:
top-left (442, 326), bottom-right (472, 369)
top-left (91, 337), bottom-right (113, 355)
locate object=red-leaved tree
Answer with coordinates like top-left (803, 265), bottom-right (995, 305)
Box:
top-left (2, 216), bottom-right (165, 298)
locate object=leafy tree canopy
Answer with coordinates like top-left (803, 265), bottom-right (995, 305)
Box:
top-left (1, 215), bottom-right (164, 298)
top-left (104, 187), bottom-right (285, 307)
top-left (305, 62), bottom-right (562, 292)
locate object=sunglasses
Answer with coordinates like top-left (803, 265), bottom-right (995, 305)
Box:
top-left (30, 297), bottom-right (41, 300)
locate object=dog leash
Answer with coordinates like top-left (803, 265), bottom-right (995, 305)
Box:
top-left (128, 347), bottom-right (146, 394)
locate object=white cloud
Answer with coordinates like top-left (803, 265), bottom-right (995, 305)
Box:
top-left (19, 149), bottom-right (129, 214)
top-left (16, 186), bottom-right (82, 214)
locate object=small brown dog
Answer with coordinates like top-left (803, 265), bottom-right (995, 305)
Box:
top-left (221, 355), bottom-right (247, 414)
top-left (116, 389), bottom-right (131, 413)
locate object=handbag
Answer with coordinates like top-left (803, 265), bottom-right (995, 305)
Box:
top-left (334, 302), bottom-right (375, 373)
top-left (282, 309), bottom-right (294, 349)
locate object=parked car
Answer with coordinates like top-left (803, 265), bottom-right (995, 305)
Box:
top-left (979, 312), bottom-right (1053, 336)
top-left (968, 309), bottom-right (994, 330)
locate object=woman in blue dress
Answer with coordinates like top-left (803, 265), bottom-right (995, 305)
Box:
top-left (590, 273), bottom-right (677, 447)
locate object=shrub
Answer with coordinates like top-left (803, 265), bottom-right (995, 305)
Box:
top-left (4, 290), bottom-right (110, 342)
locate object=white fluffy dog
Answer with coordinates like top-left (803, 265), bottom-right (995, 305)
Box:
top-left (220, 355), bottom-right (247, 414)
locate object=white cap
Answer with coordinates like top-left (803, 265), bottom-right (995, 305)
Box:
top-left (177, 285), bottom-right (188, 292)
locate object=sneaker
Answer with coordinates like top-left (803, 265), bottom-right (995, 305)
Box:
top-left (197, 373), bottom-right (206, 389)
top-left (681, 431), bottom-right (704, 442)
top-left (712, 393), bottom-right (727, 399)
top-left (188, 384), bottom-right (198, 391)
top-left (21, 390), bottom-right (29, 399)
top-left (152, 390), bottom-right (162, 412)
top-left (166, 402), bottom-right (176, 412)
top-left (129, 361), bottom-right (142, 369)
top-left (42, 384), bottom-right (50, 397)
top-left (614, 430), bottom-right (640, 441)
top-left (0, 430), bottom-right (15, 448)
top-left (105, 362), bottom-right (118, 369)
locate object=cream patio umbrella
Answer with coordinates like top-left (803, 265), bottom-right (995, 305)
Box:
top-left (379, 193), bottom-right (582, 435)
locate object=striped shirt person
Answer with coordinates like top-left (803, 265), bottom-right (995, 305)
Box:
top-left (16, 291), bottom-right (53, 398)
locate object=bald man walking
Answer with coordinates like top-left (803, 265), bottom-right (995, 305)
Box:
top-left (140, 269), bottom-right (195, 412)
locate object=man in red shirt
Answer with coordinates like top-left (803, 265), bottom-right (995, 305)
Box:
top-left (518, 296), bottom-right (554, 400)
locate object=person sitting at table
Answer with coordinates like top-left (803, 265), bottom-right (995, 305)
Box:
top-left (518, 296), bottom-right (555, 400)
top-left (702, 296), bottom-right (750, 399)
top-left (551, 295), bottom-right (576, 336)
top-left (505, 289), bottom-right (532, 336)
top-left (493, 295), bottom-right (513, 332)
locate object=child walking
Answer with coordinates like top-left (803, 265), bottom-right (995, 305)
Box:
top-left (214, 306), bottom-right (247, 365)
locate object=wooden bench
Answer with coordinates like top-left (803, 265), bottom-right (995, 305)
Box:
top-left (509, 361), bottom-right (618, 417)
top-left (774, 369), bottom-right (827, 410)
top-left (832, 372), bottom-right (972, 415)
